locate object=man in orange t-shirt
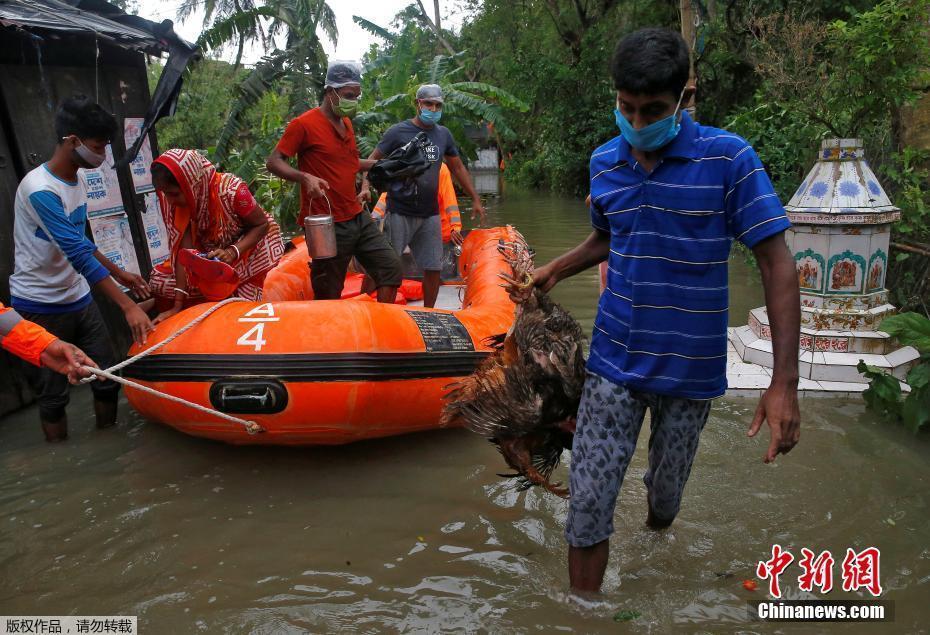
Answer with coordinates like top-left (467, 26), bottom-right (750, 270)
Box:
top-left (266, 63), bottom-right (402, 302)
top-left (0, 303), bottom-right (97, 385)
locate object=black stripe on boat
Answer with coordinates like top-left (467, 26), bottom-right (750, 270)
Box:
top-left (121, 352), bottom-right (490, 382)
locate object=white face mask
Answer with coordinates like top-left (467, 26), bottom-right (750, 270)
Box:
top-left (64, 136), bottom-right (107, 168)
top-left (76, 144), bottom-right (106, 168)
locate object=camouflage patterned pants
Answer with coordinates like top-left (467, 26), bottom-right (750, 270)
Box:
top-left (565, 372), bottom-right (712, 548)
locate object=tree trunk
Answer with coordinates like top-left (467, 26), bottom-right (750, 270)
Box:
top-left (680, 0), bottom-right (697, 117)
top-left (232, 0), bottom-right (244, 71)
top-left (899, 90), bottom-right (930, 154)
top-left (234, 34), bottom-right (245, 71)
top-left (433, 0), bottom-right (441, 32)
top-left (416, 0), bottom-right (457, 58)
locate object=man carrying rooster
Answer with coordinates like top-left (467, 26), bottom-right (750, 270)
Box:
top-left (517, 28), bottom-right (801, 593)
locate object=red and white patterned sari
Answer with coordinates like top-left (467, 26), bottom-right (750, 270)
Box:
top-left (148, 149), bottom-right (284, 302)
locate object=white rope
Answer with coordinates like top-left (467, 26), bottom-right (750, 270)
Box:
top-left (81, 297), bottom-right (264, 435)
top-left (82, 366), bottom-right (264, 435)
top-left (85, 297), bottom-right (248, 377)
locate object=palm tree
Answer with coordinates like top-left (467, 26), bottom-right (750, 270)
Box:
top-left (177, 0), bottom-right (266, 71)
top-left (194, 0), bottom-right (337, 164)
top-left (351, 14), bottom-right (528, 158)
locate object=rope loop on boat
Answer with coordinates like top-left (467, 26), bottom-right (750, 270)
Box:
top-left (80, 297), bottom-right (265, 434)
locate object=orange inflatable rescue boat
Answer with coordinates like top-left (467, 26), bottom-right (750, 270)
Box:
top-left (123, 228), bottom-right (520, 445)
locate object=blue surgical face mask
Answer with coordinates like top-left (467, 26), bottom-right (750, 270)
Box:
top-left (614, 90), bottom-right (685, 152)
top-left (419, 108), bottom-right (442, 126)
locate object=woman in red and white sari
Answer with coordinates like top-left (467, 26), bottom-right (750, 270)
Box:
top-left (149, 149), bottom-right (284, 323)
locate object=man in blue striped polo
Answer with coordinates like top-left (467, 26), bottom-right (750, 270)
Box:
top-left (522, 28), bottom-right (801, 593)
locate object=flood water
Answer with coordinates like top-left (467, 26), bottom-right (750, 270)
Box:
top-left (2, 189), bottom-right (929, 633)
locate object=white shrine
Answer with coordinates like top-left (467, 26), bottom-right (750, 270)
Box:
top-left (730, 138), bottom-right (920, 389)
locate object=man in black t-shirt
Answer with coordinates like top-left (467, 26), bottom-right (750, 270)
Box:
top-left (365, 84), bottom-right (485, 308)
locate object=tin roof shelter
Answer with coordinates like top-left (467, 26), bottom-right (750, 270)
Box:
top-left (0, 0), bottom-right (198, 415)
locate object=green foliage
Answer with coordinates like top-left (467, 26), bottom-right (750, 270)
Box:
top-left (613, 610), bottom-right (642, 622)
top-left (453, 0), bottom-right (678, 195)
top-left (727, 101), bottom-right (828, 202)
top-left (226, 119), bottom-right (302, 229)
top-left (724, 0), bottom-right (930, 318)
top-left (223, 89), bottom-right (298, 228)
top-left (733, 0), bottom-right (930, 168)
top-left (877, 148), bottom-right (930, 239)
top-left (195, 0), bottom-right (336, 165)
top-left (178, 0), bottom-right (265, 68)
top-left (880, 312), bottom-right (930, 352)
top-left (828, 0), bottom-right (930, 137)
top-left (352, 16), bottom-right (528, 162)
top-left (148, 59), bottom-right (248, 153)
top-left (213, 50), bottom-right (290, 163)
top-left (352, 15), bottom-right (396, 42)
top-left (857, 361), bottom-right (904, 416)
top-left (156, 0), bottom-right (930, 245)
top-left (196, 6), bottom-right (280, 54)
top-left (163, 0), bottom-right (336, 226)
top-left (858, 312), bottom-right (930, 433)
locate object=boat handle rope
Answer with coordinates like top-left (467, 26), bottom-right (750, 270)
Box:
top-left (79, 297), bottom-right (265, 435)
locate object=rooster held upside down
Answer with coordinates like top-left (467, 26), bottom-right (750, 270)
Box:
top-left (440, 237), bottom-right (587, 498)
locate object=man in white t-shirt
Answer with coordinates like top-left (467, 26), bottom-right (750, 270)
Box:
top-left (10, 95), bottom-right (154, 442)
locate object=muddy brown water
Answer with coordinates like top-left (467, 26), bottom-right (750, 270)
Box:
top-left (1, 189), bottom-right (928, 633)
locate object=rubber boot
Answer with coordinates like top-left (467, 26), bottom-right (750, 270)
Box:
top-left (94, 398), bottom-right (118, 429)
top-left (41, 415), bottom-right (68, 442)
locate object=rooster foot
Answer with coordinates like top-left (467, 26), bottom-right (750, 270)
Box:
top-left (499, 437), bottom-right (570, 498)
top-left (497, 271), bottom-right (534, 301)
top-left (498, 271), bottom-right (532, 288)
top-left (524, 470), bottom-right (568, 498)
top-left (524, 465), bottom-right (570, 499)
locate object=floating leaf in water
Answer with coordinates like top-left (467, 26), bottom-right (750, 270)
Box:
top-left (613, 610), bottom-right (641, 622)
top-left (743, 579), bottom-right (759, 591)
top-left (885, 518), bottom-right (896, 526)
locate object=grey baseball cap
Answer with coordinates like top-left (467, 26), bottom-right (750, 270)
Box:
top-left (416, 84), bottom-right (444, 104)
top-left (325, 62), bottom-right (361, 89)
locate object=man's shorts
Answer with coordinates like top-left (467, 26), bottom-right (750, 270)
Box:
top-left (386, 213), bottom-right (443, 272)
top-left (310, 211), bottom-right (403, 300)
top-left (565, 372), bottom-right (712, 548)
top-left (20, 300), bottom-right (120, 421)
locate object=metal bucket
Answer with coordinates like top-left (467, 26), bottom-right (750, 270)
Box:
top-left (303, 194), bottom-right (337, 260)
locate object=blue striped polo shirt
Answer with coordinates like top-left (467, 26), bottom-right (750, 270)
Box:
top-left (588, 111), bottom-right (791, 399)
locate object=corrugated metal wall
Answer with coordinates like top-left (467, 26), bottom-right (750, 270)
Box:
top-left (0, 30), bottom-right (157, 416)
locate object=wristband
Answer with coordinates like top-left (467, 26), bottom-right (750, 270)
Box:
top-left (230, 245), bottom-right (241, 261)
top-left (174, 288), bottom-right (190, 297)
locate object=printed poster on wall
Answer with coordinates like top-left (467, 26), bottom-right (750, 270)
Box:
top-left (80, 145), bottom-right (124, 217)
top-left (142, 192), bottom-right (170, 266)
top-left (81, 144), bottom-right (138, 284)
top-left (123, 117), bottom-right (154, 194)
top-left (90, 211), bottom-right (141, 277)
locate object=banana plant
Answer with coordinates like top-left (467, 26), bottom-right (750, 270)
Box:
top-left (177, 0), bottom-right (266, 70)
top-left (351, 15), bottom-right (529, 158)
top-left (194, 0), bottom-right (337, 165)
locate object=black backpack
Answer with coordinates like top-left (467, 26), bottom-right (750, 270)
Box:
top-left (367, 131), bottom-right (435, 202)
